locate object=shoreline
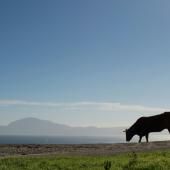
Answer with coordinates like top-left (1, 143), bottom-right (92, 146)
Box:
top-left (0, 141), bottom-right (170, 157)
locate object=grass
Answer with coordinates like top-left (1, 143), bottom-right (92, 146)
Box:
top-left (0, 150), bottom-right (170, 170)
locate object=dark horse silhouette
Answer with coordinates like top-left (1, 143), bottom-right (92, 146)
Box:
top-left (124, 112), bottom-right (170, 143)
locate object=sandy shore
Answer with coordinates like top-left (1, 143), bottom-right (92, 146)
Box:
top-left (0, 141), bottom-right (170, 157)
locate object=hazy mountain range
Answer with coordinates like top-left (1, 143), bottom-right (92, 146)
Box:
top-left (0, 118), bottom-right (125, 137)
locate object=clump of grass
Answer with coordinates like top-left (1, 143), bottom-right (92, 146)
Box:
top-left (122, 151), bottom-right (137, 170)
top-left (104, 160), bottom-right (111, 170)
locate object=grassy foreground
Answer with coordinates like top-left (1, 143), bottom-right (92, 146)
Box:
top-left (0, 150), bottom-right (170, 170)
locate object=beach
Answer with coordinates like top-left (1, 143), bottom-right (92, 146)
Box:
top-left (0, 141), bottom-right (170, 157)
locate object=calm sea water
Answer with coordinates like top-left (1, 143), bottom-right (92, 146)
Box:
top-left (0, 134), bottom-right (169, 144)
top-left (0, 135), bottom-right (124, 144)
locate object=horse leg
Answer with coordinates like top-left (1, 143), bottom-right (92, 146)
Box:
top-left (145, 133), bottom-right (149, 143)
top-left (138, 136), bottom-right (142, 143)
top-left (168, 128), bottom-right (170, 134)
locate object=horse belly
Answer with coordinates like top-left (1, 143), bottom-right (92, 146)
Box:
top-left (147, 125), bottom-right (165, 133)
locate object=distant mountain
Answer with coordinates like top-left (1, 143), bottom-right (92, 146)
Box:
top-left (0, 117), bottom-right (125, 136)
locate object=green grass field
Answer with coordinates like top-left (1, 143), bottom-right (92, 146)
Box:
top-left (0, 150), bottom-right (170, 170)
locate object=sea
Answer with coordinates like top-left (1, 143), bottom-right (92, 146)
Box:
top-left (0, 135), bottom-right (124, 144)
top-left (0, 134), bottom-right (169, 144)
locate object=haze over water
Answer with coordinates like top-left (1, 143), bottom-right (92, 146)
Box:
top-left (0, 134), bottom-right (169, 144)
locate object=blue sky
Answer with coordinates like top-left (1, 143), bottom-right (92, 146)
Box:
top-left (0, 0), bottom-right (170, 126)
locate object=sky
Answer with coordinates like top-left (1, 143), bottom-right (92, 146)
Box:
top-left (0, 0), bottom-right (170, 127)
